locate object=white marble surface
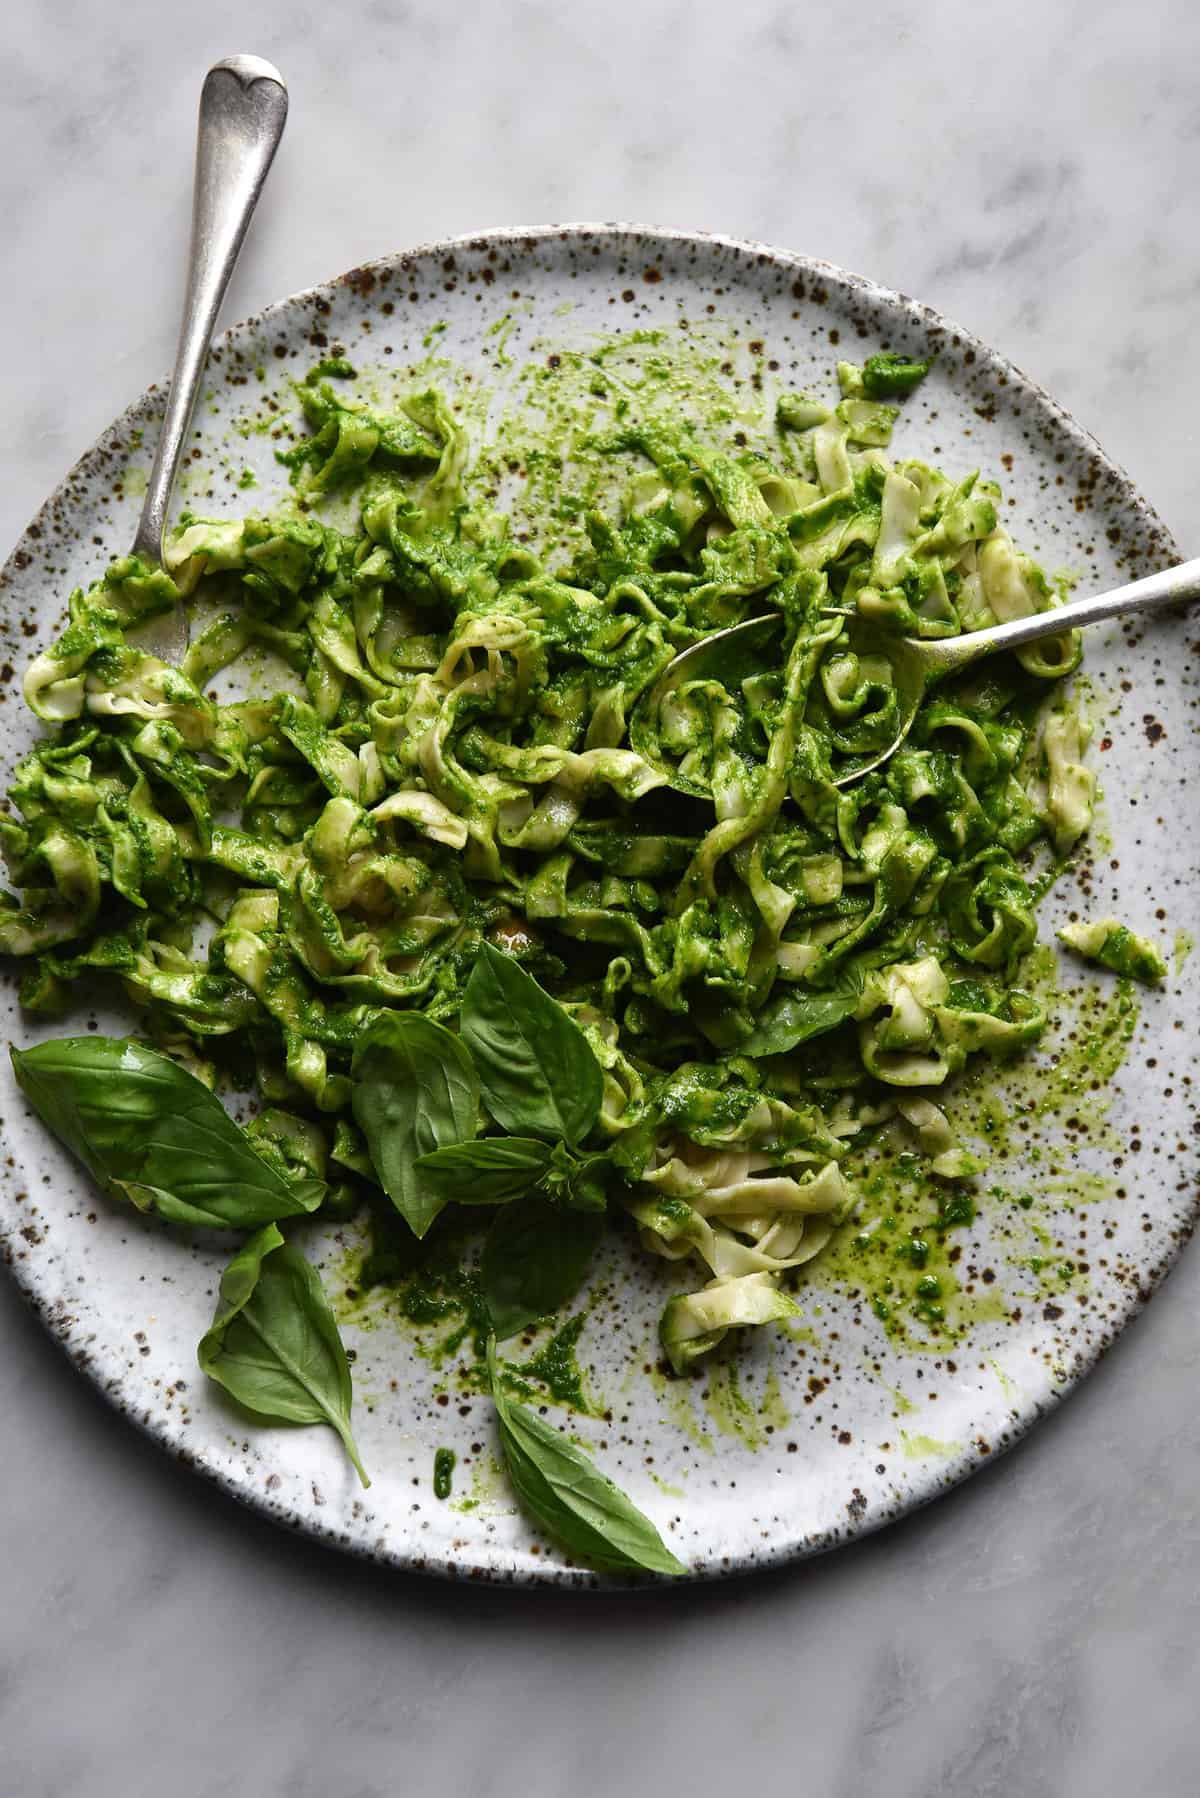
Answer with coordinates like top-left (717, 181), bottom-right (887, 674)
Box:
top-left (3, 1), bottom-right (1199, 1792)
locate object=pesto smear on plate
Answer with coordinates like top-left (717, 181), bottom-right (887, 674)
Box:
top-left (0, 333), bottom-right (1164, 1573)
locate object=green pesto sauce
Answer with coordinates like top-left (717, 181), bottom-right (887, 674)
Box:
top-left (760, 1366), bottom-right (790, 1433)
top-left (1028, 977), bottom-right (1139, 1119)
top-left (806, 1135), bottom-right (990, 1349)
top-left (290, 333), bottom-right (1157, 1411)
top-left (333, 1209), bottom-right (492, 1376)
top-left (867, 1363), bottom-right (916, 1415)
top-left (802, 956), bottom-right (1141, 1353)
top-left (464, 322), bottom-right (767, 567)
top-left (335, 1213), bottom-right (595, 1412)
top-left (433, 1447), bottom-right (456, 1500)
top-left (505, 1313), bottom-right (591, 1413)
top-left (901, 1431), bottom-right (958, 1459)
top-left (647, 1366), bottom-right (715, 1453)
top-left (395, 1264), bottom-right (491, 1367)
top-left (65, 320), bottom-right (1152, 1437)
top-left (987, 1356), bottom-right (1017, 1402)
top-left (699, 1357), bottom-right (792, 1448)
top-left (449, 1450), bottom-right (510, 1516)
top-left (702, 1358), bottom-right (768, 1447)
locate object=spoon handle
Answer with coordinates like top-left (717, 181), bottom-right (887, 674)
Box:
top-left (929, 552), bottom-right (1200, 670)
top-left (131, 56), bottom-right (288, 567)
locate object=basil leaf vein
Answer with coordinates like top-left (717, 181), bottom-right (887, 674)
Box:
top-left (460, 944), bottom-right (603, 1145)
top-left (198, 1223), bottom-right (369, 1487)
top-left (415, 1136), bottom-right (552, 1205)
top-left (351, 1012), bottom-right (479, 1238)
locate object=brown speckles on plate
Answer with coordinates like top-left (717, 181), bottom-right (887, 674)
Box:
top-left (0, 224), bottom-right (1195, 1588)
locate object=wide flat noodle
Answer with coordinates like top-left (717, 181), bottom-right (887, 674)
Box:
top-left (1, 355), bottom-right (1091, 1365)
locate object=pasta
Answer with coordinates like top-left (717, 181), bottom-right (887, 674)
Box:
top-left (1, 350), bottom-right (1097, 1373)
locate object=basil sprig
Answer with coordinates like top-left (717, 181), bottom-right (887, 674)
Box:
top-left (415, 1138), bottom-right (609, 1213)
top-left (199, 1223), bottom-right (369, 1487)
top-left (481, 1196), bottom-right (604, 1340)
top-left (10, 1037), bottom-right (323, 1229)
top-left (351, 950), bottom-right (608, 1233)
top-left (351, 1013), bottom-right (479, 1238)
top-left (460, 944), bottom-right (603, 1145)
top-left (542, 1143), bottom-right (609, 1213)
top-left (488, 1339), bottom-right (684, 1576)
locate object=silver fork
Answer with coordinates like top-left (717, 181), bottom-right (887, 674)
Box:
top-left (635, 555), bottom-right (1200, 791)
top-left (131, 55), bottom-right (287, 662)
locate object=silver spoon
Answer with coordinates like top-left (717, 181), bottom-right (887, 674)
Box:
top-left (132, 56), bottom-right (288, 662)
top-left (633, 556), bottom-right (1200, 793)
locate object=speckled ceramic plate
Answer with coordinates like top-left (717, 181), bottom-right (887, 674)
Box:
top-left (1, 226), bottom-right (1196, 1586)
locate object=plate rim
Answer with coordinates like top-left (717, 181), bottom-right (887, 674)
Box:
top-left (0, 220), bottom-right (1190, 1589)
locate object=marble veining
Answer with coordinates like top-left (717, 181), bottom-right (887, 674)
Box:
top-left (2, 0), bottom-right (1199, 1793)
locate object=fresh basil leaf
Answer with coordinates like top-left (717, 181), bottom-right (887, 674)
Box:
top-left (10, 1037), bottom-right (322, 1230)
top-left (460, 943), bottom-right (603, 1145)
top-left (351, 1012), bottom-right (479, 1238)
top-left (198, 1223), bottom-right (369, 1487)
top-left (482, 1195), bottom-right (603, 1340)
top-left (415, 1137), bottom-right (552, 1205)
top-left (739, 964), bottom-right (865, 1057)
top-left (488, 1338), bottom-right (684, 1576)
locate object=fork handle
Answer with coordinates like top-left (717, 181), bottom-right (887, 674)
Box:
top-left (131, 57), bottom-right (287, 566)
top-left (927, 553), bottom-right (1200, 672)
